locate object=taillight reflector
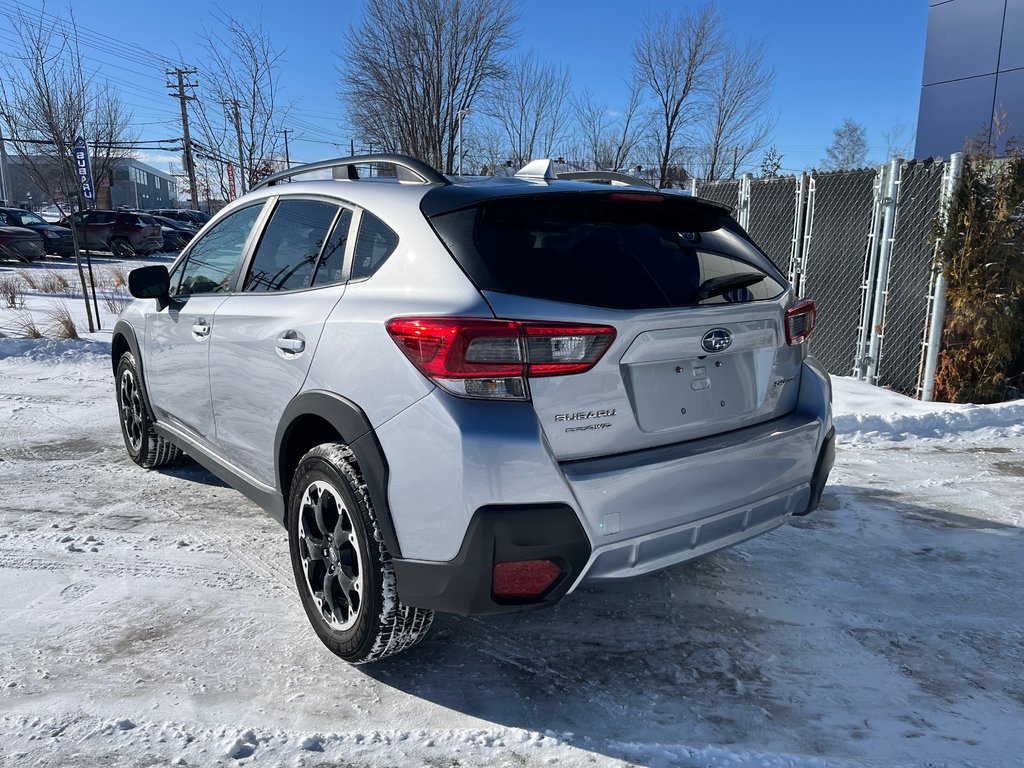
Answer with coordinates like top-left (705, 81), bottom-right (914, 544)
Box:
top-left (386, 317), bottom-right (616, 400)
top-left (492, 559), bottom-right (561, 600)
top-left (785, 298), bottom-right (817, 345)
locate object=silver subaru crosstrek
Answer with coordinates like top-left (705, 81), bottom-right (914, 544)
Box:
top-left (112, 155), bottom-right (835, 664)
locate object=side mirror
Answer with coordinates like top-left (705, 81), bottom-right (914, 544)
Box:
top-left (128, 265), bottom-right (171, 309)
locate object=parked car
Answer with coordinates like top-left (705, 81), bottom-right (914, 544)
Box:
top-left (0, 207), bottom-right (73, 256)
top-left (147, 208), bottom-right (211, 227)
top-left (113, 154), bottom-right (835, 664)
top-left (0, 225), bottom-right (45, 263)
top-left (62, 210), bottom-right (164, 256)
top-left (152, 215), bottom-right (196, 252)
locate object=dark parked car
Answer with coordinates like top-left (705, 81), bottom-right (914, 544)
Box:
top-left (152, 215), bottom-right (196, 252)
top-left (147, 208), bottom-right (211, 227)
top-left (0, 208), bottom-right (73, 256)
top-left (62, 210), bottom-right (164, 256)
top-left (0, 225), bottom-right (45, 262)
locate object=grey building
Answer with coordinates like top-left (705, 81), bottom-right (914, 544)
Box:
top-left (916, 0), bottom-right (1024, 159)
top-left (0, 155), bottom-right (177, 210)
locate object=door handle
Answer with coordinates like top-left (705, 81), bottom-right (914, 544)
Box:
top-left (192, 319), bottom-right (210, 338)
top-left (275, 336), bottom-right (305, 353)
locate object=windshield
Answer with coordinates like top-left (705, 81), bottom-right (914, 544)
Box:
top-left (8, 210), bottom-right (46, 226)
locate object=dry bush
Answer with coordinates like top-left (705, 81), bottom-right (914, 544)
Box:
top-left (37, 269), bottom-right (72, 295)
top-left (48, 301), bottom-right (78, 339)
top-left (102, 282), bottom-right (131, 314)
top-left (934, 149), bottom-right (1024, 403)
top-left (15, 312), bottom-right (44, 339)
top-left (17, 269), bottom-right (39, 290)
top-left (108, 266), bottom-right (129, 286)
top-left (0, 275), bottom-right (25, 309)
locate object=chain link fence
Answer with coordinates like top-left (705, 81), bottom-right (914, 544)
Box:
top-left (695, 158), bottom-right (954, 398)
top-left (876, 160), bottom-right (946, 394)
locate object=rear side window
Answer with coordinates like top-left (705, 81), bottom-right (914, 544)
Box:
top-left (351, 211), bottom-right (399, 280)
top-left (243, 200), bottom-right (340, 292)
top-left (430, 195), bottom-right (786, 310)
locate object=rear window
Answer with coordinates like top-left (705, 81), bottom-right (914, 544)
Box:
top-left (430, 194), bottom-right (786, 310)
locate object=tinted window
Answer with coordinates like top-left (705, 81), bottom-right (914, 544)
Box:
top-left (430, 194), bottom-right (785, 310)
top-left (174, 205), bottom-right (263, 296)
top-left (88, 211), bottom-right (115, 225)
top-left (351, 211), bottom-right (399, 280)
top-left (311, 208), bottom-right (353, 286)
top-left (243, 200), bottom-right (340, 292)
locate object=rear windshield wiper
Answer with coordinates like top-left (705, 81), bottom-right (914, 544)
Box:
top-left (697, 272), bottom-right (765, 300)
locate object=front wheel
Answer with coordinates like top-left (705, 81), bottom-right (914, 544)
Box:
top-left (115, 351), bottom-right (182, 468)
top-left (288, 443), bottom-right (433, 664)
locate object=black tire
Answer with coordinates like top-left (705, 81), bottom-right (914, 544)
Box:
top-left (110, 237), bottom-right (136, 258)
top-left (288, 443), bottom-right (433, 664)
top-left (115, 351), bottom-right (182, 468)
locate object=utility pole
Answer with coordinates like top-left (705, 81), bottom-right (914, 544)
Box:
top-left (166, 67), bottom-right (199, 210)
top-left (280, 128), bottom-right (291, 169)
top-left (0, 131), bottom-right (9, 205)
top-left (228, 99), bottom-right (246, 195)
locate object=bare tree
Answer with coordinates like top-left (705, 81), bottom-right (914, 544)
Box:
top-left (485, 51), bottom-right (571, 168)
top-left (882, 119), bottom-right (914, 160)
top-left (632, 3), bottom-right (724, 188)
top-left (192, 12), bottom-right (288, 198)
top-left (0, 5), bottom-right (137, 208)
top-left (572, 80), bottom-right (647, 172)
top-left (822, 118), bottom-right (869, 170)
top-left (692, 38), bottom-right (775, 181)
top-left (340, 0), bottom-right (519, 174)
top-left (0, 3), bottom-right (138, 332)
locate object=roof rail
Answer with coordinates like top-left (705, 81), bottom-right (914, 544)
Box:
top-left (556, 170), bottom-right (657, 190)
top-left (253, 154), bottom-right (450, 190)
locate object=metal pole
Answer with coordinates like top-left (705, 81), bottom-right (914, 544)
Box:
top-left (789, 173), bottom-right (807, 291)
top-left (282, 128), bottom-right (291, 169)
top-left (865, 157), bottom-right (903, 385)
top-left (855, 164), bottom-right (889, 379)
top-left (231, 99), bottom-right (245, 194)
top-left (736, 173), bottom-right (753, 230)
top-left (456, 109), bottom-right (469, 177)
top-left (167, 68), bottom-right (199, 210)
top-left (921, 152), bottom-right (965, 401)
top-left (0, 129), bottom-right (10, 204)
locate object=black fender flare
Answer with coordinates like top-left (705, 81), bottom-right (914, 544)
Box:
top-left (111, 320), bottom-right (157, 416)
top-left (275, 391), bottom-right (402, 559)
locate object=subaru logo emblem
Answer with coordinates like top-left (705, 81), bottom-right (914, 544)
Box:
top-left (701, 328), bottom-right (732, 353)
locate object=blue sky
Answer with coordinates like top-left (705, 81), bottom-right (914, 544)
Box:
top-left (0, 0), bottom-right (929, 175)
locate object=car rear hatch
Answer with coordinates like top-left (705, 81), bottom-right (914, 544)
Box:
top-left (425, 190), bottom-right (810, 461)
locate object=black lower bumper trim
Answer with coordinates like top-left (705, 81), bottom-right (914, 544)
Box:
top-left (393, 503), bottom-right (591, 616)
top-left (795, 425), bottom-right (836, 516)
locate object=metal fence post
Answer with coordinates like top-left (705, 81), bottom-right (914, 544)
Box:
top-left (855, 164), bottom-right (889, 379)
top-left (798, 175), bottom-right (817, 294)
top-left (865, 157), bottom-right (903, 385)
top-left (789, 173), bottom-right (807, 291)
top-left (920, 152), bottom-right (965, 401)
top-left (736, 173), bottom-right (753, 230)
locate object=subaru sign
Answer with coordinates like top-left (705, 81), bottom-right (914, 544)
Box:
top-left (73, 135), bottom-right (95, 201)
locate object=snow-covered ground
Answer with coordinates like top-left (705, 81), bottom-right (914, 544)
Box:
top-left (1, 259), bottom-right (1023, 767)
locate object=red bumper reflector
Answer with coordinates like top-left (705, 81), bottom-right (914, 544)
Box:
top-left (492, 559), bottom-right (561, 599)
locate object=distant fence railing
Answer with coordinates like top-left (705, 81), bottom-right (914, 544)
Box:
top-left (695, 155), bottom-right (963, 399)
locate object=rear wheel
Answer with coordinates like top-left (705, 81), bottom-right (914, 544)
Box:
top-left (110, 237), bottom-right (136, 258)
top-left (288, 443), bottom-right (433, 663)
top-left (115, 351), bottom-right (182, 468)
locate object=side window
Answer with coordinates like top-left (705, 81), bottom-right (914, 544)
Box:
top-left (243, 199), bottom-right (340, 292)
top-left (311, 208), bottom-right (353, 287)
top-left (351, 211), bottom-right (399, 280)
top-left (91, 212), bottom-right (114, 225)
top-left (173, 205), bottom-right (263, 297)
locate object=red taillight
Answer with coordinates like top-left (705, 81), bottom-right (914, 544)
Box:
top-left (785, 298), bottom-right (817, 345)
top-left (386, 317), bottom-right (616, 400)
top-left (492, 559), bottom-right (561, 600)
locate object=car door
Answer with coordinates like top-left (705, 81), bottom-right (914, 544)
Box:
top-left (82, 211), bottom-right (114, 249)
top-left (209, 198), bottom-right (355, 480)
top-left (143, 203), bottom-right (267, 443)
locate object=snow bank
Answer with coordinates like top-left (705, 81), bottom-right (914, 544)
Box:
top-left (0, 337), bottom-right (110, 363)
top-left (832, 377), bottom-right (1024, 443)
